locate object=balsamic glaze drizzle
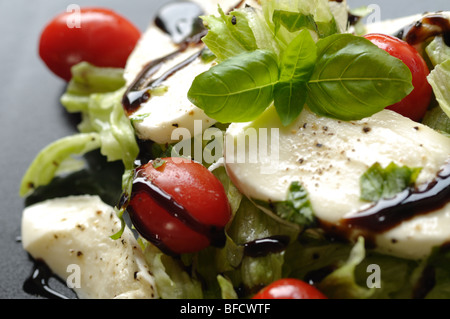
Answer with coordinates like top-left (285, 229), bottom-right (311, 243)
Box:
top-left (122, 0), bottom-right (249, 117)
top-left (395, 13), bottom-right (450, 46)
top-left (23, 260), bottom-right (72, 299)
top-left (243, 235), bottom-right (290, 258)
top-left (343, 162), bottom-right (450, 233)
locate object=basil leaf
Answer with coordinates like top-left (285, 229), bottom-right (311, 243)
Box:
top-left (201, 7), bottom-right (257, 62)
top-left (274, 81), bottom-right (307, 126)
top-left (274, 181), bottom-right (315, 226)
top-left (306, 34), bottom-right (414, 121)
top-left (360, 162), bottom-right (422, 202)
top-left (272, 10), bottom-right (316, 35)
top-left (187, 50), bottom-right (279, 123)
top-left (279, 28), bottom-right (317, 82)
top-left (274, 29), bottom-right (316, 126)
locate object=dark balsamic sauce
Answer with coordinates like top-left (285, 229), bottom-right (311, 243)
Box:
top-left (343, 162), bottom-right (450, 233)
top-left (23, 259), bottom-right (72, 299)
top-left (154, 1), bottom-right (206, 45)
top-left (122, 0), bottom-right (248, 117)
top-left (128, 168), bottom-right (226, 256)
top-left (122, 1), bottom-right (208, 116)
top-left (395, 13), bottom-right (450, 46)
top-left (122, 48), bottom-right (203, 116)
top-left (243, 235), bottom-right (290, 258)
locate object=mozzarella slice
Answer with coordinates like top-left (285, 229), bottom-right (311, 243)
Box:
top-left (364, 11), bottom-right (450, 36)
top-left (21, 195), bottom-right (158, 299)
top-left (224, 105), bottom-right (450, 260)
top-left (124, 0), bottom-right (259, 144)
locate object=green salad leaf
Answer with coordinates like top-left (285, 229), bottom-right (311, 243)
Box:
top-left (20, 62), bottom-right (139, 197)
top-left (426, 35), bottom-right (450, 67)
top-left (359, 162), bottom-right (422, 202)
top-left (143, 243), bottom-right (204, 299)
top-left (20, 133), bottom-right (101, 197)
top-left (201, 7), bottom-right (257, 62)
top-left (318, 237), bottom-right (374, 299)
top-left (427, 59), bottom-right (450, 120)
top-left (272, 10), bottom-right (316, 35)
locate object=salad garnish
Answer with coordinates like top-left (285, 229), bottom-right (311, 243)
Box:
top-left (188, 2), bottom-right (413, 126)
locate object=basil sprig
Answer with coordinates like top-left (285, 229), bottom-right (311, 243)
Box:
top-left (360, 162), bottom-right (422, 202)
top-left (188, 5), bottom-right (413, 126)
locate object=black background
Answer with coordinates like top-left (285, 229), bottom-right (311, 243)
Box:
top-left (1, 0), bottom-right (448, 299)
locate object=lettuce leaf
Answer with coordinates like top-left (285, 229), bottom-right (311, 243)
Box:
top-left (427, 59), bottom-right (450, 120)
top-left (143, 243), bottom-right (204, 299)
top-left (20, 62), bottom-right (139, 197)
top-left (317, 237), bottom-right (374, 299)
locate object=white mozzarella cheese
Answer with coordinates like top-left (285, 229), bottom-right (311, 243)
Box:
top-left (21, 195), bottom-right (158, 299)
top-left (224, 105), bottom-right (450, 260)
top-left (124, 0), bottom-right (259, 145)
top-left (364, 11), bottom-right (450, 36)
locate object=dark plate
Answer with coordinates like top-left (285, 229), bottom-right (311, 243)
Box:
top-left (1, 0), bottom-right (448, 299)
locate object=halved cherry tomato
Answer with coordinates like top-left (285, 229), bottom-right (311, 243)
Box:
top-left (252, 278), bottom-right (327, 299)
top-left (126, 157), bottom-right (231, 255)
top-left (39, 7), bottom-right (141, 81)
top-left (364, 33), bottom-right (432, 122)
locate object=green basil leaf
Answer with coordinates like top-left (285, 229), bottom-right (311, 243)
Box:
top-left (274, 81), bottom-right (307, 126)
top-left (201, 7), bottom-right (257, 62)
top-left (360, 162), bottom-right (422, 202)
top-left (272, 10), bottom-right (317, 35)
top-left (274, 29), bottom-right (316, 126)
top-left (279, 28), bottom-right (317, 82)
top-left (306, 34), bottom-right (413, 121)
top-left (274, 181), bottom-right (315, 226)
top-left (187, 50), bottom-right (279, 123)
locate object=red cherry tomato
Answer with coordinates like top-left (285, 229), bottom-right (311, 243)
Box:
top-left (127, 157), bottom-right (231, 255)
top-left (39, 7), bottom-right (141, 81)
top-left (364, 33), bottom-right (432, 122)
top-left (252, 279), bottom-right (327, 299)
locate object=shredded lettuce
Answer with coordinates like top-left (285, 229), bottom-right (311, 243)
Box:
top-left (20, 62), bottom-right (139, 198)
top-left (317, 237), bottom-right (374, 299)
top-left (427, 59), bottom-right (450, 121)
top-left (143, 243), bottom-right (204, 299)
top-left (425, 35), bottom-right (450, 128)
top-left (20, 133), bottom-right (101, 197)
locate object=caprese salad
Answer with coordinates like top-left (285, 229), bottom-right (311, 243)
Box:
top-left (20, 0), bottom-right (450, 299)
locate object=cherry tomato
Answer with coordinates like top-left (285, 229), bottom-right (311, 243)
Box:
top-left (364, 33), bottom-right (432, 122)
top-left (252, 279), bottom-right (327, 299)
top-left (126, 157), bottom-right (231, 255)
top-left (39, 7), bottom-right (141, 81)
